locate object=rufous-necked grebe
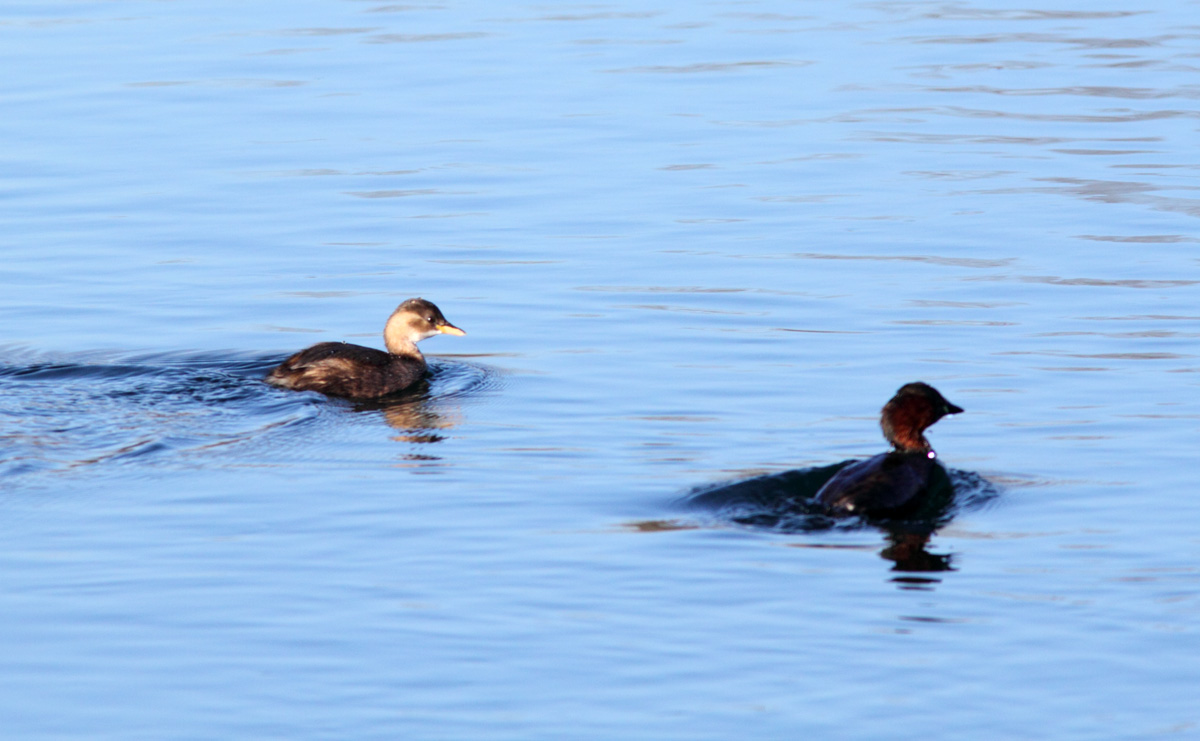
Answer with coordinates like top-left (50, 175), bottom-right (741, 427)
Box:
top-left (814, 381), bottom-right (963, 517)
top-left (264, 298), bottom-right (464, 399)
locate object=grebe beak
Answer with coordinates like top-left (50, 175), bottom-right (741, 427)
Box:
top-left (438, 323), bottom-right (466, 336)
top-left (944, 401), bottom-right (964, 415)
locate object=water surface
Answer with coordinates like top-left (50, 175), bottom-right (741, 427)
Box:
top-left (2, 1), bottom-right (1199, 738)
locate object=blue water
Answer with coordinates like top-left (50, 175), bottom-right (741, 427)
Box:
top-left (3, 1), bottom-right (1199, 738)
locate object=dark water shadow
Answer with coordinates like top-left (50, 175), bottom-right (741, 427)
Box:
top-left (343, 358), bottom-right (501, 444)
top-left (674, 462), bottom-right (999, 581)
top-left (0, 348), bottom-right (500, 485)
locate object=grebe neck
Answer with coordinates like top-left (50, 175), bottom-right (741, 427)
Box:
top-left (383, 330), bottom-right (423, 358)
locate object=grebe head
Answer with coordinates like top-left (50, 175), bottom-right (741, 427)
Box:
top-left (879, 382), bottom-right (963, 453)
top-left (383, 298), bottom-right (465, 353)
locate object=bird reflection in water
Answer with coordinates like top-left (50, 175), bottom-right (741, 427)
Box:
top-left (677, 461), bottom-right (978, 578)
top-left (332, 357), bottom-right (497, 467)
top-left (350, 379), bottom-right (463, 450)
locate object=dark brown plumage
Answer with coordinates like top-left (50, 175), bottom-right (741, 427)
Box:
top-left (265, 298), bottom-right (464, 399)
top-left (815, 382), bottom-right (963, 516)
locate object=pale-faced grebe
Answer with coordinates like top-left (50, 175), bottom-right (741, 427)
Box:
top-left (814, 382), bottom-right (963, 517)
top-left (264, 298), bottom-right (464, 399)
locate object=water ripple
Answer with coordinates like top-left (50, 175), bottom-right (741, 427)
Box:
top-left (0, 350), bottom-right (500, 485)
